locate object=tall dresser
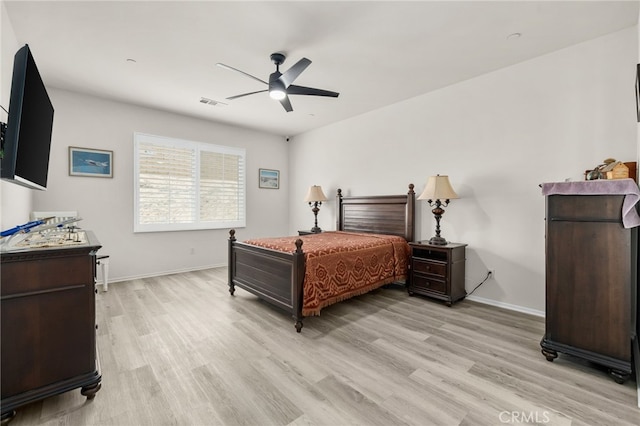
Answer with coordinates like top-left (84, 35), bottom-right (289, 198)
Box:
top-left (541, 180), bottom-right (639, 384)
top-left (1, 231), bottom-right (102, 422)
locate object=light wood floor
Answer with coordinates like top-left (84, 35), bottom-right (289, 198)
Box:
top-left (8, 267), bottom-right (639, 425)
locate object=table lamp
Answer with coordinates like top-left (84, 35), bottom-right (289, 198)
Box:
top-left (304, 185), bottom-right (328, 233)
top-left (418, 175), bottom-right (459, 245)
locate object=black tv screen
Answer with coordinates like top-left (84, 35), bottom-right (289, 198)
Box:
top-left (1, 44), bottom-right (54, 190)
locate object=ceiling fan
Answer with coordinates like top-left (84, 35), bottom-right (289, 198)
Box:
top-left (216, 53), bottom-right (339, 112)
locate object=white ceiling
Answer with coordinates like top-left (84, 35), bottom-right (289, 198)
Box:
top-left (3, 1), bottom-right (639, 137)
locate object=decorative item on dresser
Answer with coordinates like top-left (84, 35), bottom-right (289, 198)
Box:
top-left (540, 179), bottom-right (640, 385)
top-left (584, 158), bottom-right (637, 181)
top-left (1, 231), bottom-right (103, 423)
top-left (417, 175), bottom-right (459, 245)
top-left (303, 185), bottom-right (328, 233)
top-left (228, 184), bottom-right (415, 332)
top-left (408, 241), bottom-right (467, 306)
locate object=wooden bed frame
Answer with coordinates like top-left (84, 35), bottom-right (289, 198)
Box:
top-left (228, 184), bottom-right (415, 332)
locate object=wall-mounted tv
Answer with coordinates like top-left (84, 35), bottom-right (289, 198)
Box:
top-left (1, 44), bottom-right (54, 190)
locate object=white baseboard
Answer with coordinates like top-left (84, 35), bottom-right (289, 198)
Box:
top-left (466, 294), bottom-right (545, 318)
top-left (101, 266), bottom-right (547, 320)
top-left (98, 263), bottom-right (227, 286)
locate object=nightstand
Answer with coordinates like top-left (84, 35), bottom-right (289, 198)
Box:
top-left (298, 230), bottom-right (322, 236)
top-left (408, 241), bottom-right (467, 306)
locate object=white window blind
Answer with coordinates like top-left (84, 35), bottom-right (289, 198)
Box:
top-left (134, 133), bottom-right (246, 232)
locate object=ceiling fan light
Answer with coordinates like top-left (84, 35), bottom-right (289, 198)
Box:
top-left (269, 89), bottom-right (286, 100)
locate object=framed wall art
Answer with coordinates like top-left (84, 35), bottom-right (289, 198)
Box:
top-left (69, 146), bottom-right (113, 178)
top-left (259, 168), bottom-right (279, 189)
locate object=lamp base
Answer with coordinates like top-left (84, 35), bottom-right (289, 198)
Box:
top-left (427, 236), bottom-right (448, 246)
top-left (310, 227), bottom-right (322, 233)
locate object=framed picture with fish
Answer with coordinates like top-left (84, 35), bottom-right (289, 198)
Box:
top-left (69, 146), bottom-right (113, 178)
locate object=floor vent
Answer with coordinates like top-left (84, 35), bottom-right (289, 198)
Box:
top-left (199, 97), bottom-right (227, 107)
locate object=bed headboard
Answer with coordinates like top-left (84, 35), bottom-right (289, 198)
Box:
top-left (336, 184), bottom-right (415, 242)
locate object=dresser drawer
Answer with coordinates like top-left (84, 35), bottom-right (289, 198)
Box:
top-left (412, 258), bottom-right (446, 277)
top-left (411, 274), bottom-right (446, 294)
top-left (1, 255), bottom-right (93, 296)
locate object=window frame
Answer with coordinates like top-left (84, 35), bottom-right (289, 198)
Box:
top-left (133, 132), bottom-right (246, 233)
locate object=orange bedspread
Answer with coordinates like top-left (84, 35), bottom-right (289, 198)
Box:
top-left (244, 231), bottom-right (409, 316)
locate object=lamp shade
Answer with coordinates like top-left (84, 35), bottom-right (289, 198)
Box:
top-left (304, 185), bottom-right (328, 202)
top-left (418, 175), bottom-right (459, 201)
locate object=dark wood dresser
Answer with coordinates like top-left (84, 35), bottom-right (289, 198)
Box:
top-left (541, 192), bottom-right (639, 383)
top-left (1, 231), bottom-right (102, 422)
top-left (407, 242), bottom-right (467, 306)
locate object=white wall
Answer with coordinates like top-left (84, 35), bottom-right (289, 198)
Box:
top-left (30, 89), bottom-right (289, 281)
top-left (3, 5), bottom-right (637, 315)
top-left (289, 27), bottom-right (638, 315)
top-left (2, 4), bottom-right (289, 279)
top-left (1, 0), bottom-right (32, 229)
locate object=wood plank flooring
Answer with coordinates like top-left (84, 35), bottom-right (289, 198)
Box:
top-left (7, 267), bottom-right (639, 425)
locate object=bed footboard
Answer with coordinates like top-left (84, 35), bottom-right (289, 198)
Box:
top-left (228, 230), bottom-right (306, 332)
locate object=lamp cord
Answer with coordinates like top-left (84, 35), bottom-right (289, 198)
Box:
top-left (467, 270), bottom-right (491, 296)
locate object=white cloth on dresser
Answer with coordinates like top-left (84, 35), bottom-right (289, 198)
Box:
top-left (541, 179), bottom-right (640, 228)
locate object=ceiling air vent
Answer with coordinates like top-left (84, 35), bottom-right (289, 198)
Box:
top-left (199, 97), bottom-right (227, 107)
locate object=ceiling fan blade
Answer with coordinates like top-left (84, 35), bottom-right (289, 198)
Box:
top-left (279, 58), bottom-right (311, 88)
top-left (279, 95), bottom-right (293, 112)
top-left (287, 85), bottom-right (339, 98)
top-left (216, 63), bottom-right (268, 85)
top-left (226, 89), bottom-right (268, 100)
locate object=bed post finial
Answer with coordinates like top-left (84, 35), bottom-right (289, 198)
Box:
top-left (336, 188), bottom-right (343, 231)
top-left (228, 229), bottom-right (237, 296)
top-left (407, 185), bottom-right (415, 242)
top-left (294, 238), bottom-right (304, 254)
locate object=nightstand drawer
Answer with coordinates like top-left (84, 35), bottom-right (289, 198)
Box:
top-left (411, 274), bottom-right (446, 294)
top-left (412, 258), bottom-right (446, 277)
top-left (408, 242), bottom-right (467, 306)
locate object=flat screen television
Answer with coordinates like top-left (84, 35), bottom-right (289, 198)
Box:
top-left (1, 44), bottom-right (54, 190)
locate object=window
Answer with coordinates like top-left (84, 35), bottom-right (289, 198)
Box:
top-left (134, 133), bottom-right (246, 232)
